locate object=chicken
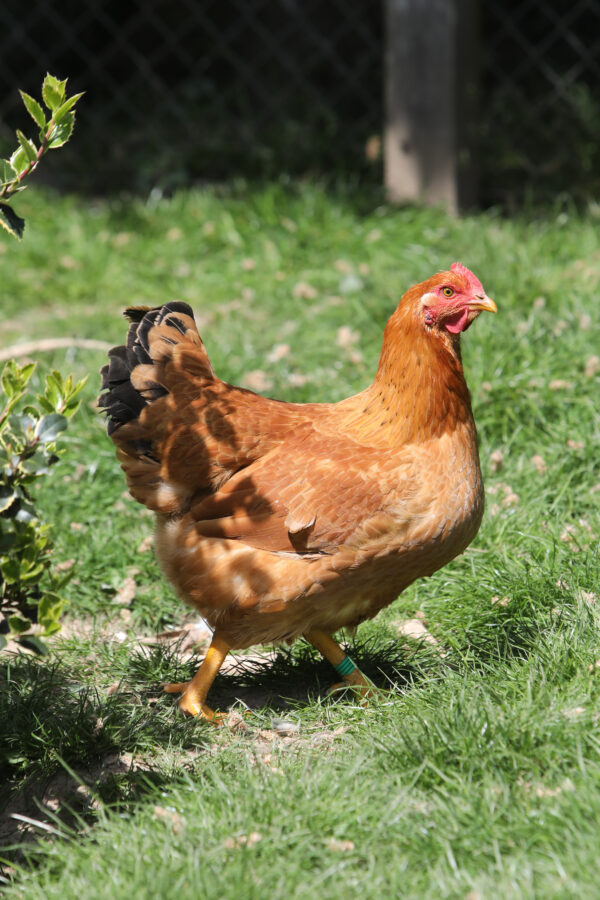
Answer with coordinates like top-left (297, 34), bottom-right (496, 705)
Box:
top-left (99, 263), bottom-right (496, 720)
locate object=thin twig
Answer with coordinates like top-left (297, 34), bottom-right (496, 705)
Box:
top-left (0, 338), bottom-right (111, 362)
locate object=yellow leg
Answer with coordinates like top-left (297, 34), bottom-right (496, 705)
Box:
top-left (304, 628), bottom-right (373, 700)
top-left (164, 633), bottom-right (229, 721)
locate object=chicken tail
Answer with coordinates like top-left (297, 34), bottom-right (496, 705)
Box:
top-left (99, 301), bottom-right (212, 435)
top-left (99, 301), bottom-right (215, 514)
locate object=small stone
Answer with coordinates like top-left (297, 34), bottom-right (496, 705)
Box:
top-left (531, 454), bottom-right (546, 474)
top-left (267, 343), bottom-right (290, 363)
top-left (153, 806), bottom-right (185, 834)
top-left (292, 281), bottom-right (317, 299)
top-left (272, 719), bottom-right (300, 736)
top-left (336, 325), bottom-right (359, 349)
top-left (224, 831), bottom-right (262, 849)
top-left (137, 535), bottom-right (154, 553)
top-left (490, 449), bottom-right (504, 472)
top-left (325, 838), bottom-right (355, 852)
top-left (288, 372), bottom-right (309, 387)
top-left (114, 576), bottom-right (136, 606)
top-left (241, 370), bottom-right (273, 393)
top-left (334, 259), bottom-right (352, 273)
top-left (396, 619), bottom-right (438, 645)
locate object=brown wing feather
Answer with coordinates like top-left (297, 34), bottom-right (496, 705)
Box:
top-left (187, 426), bottom-right (389, 554)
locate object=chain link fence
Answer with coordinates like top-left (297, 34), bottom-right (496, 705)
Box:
top-left (0, 0), bottom-right (599, 202)
top-left (481, 0), bottom-right (600, 203)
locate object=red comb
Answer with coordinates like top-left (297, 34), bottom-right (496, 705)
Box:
top-left (450, 262), bottom-right (484, 294)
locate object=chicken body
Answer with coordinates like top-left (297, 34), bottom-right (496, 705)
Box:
top-left (100, 263), bottom-right (496, 715)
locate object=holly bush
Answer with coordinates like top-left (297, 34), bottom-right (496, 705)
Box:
top-left (0, 363), bottom-right (86, 652)
top-left (1, 74), bottom-right (85, 652)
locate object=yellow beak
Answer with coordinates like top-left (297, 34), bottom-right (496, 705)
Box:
top-left (470, 295), bottom-right (497, 314)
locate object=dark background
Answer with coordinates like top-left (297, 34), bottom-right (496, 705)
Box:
top-left (1, 0), bottom-right (599, 204)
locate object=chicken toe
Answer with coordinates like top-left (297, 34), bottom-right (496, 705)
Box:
top-left (163, 633), bottom-right (229, 722)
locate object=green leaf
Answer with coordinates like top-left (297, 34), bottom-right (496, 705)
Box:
top-left (16, 130), bottom-right (37, 164)
top-left (19, 90), bottom-right (46, 129)
top-left (9, 145), bottom-right (28, 176)
top-left (14, 504), bottom-right (37, 524)
top-left (42, 372), bottom-right (62, 410)
top-left (47, 112), bottom-right (75, 149)
top-left (19, 362), bottom-right (36, 385)
top-left (8, 613), bottom-right (32, 634)
top-left (0, 203), bottom-right (25, 239)
top-left (36, 397), bottom-right (54, 415)
top-left (42, 73), bottom-right (67, 112)
top-left (0, 159), bottom-right (15, 187)
top-left (20, 562), bottom-right (45, 583)
top-left (1, 362), bottom-right (17, 398)
top-left (35, 412), bottom-right (67, 443)
top-left (38, 593), bottom-right (65, 629)
top-left (0, 486), bottom-right (17, 512)
top-left (53, 92), bottom-right (84, 126)
top-left (1, 359), bottom-right (34, 396)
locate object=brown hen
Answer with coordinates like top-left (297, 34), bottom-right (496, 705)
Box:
top-left (99, 263), bottom-right (496, 719)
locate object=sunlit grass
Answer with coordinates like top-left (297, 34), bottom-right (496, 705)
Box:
top-left (0, 181), bottom-right (599, 897)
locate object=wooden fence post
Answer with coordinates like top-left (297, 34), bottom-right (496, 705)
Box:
top-left (384, 0), bottom-right (480, 213)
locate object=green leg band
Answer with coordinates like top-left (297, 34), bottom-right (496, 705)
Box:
top-left (333, 655), bottom-right (357, 678)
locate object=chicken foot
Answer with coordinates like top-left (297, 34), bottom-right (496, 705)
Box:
top-left (164, 633), bottom-right (230, 721)
top-left (304, 629), bottom-right (373, 701)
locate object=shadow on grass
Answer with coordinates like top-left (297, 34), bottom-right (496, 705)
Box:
top-left (128, 634), bottom-right (442, 715)
top-left (0, 562), bottom-right (561, 881)
top-left (0, 635), bottom-right (428, 880)
top-left (0, 652), bottom-right (212, 875)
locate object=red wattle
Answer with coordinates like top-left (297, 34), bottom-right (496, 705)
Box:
top-left (444, 308), bottom-right (470, 334)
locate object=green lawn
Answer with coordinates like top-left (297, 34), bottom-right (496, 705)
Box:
top-left (1, 181), bottom-right (599, 898)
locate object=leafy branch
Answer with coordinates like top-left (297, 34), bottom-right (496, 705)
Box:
top-left (0, 73), bottom-right (83, 239)
top-left (0, 362), bottom-right (87, 654)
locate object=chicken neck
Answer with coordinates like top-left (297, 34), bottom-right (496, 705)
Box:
top-left (340, 299), bottom-right (474, 448)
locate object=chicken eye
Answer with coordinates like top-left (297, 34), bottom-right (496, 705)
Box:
top-left (442, 287), bottom-right (454, 298)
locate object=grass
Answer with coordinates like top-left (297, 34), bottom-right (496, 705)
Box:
top-left (0, 180), bottom-right (599, 898)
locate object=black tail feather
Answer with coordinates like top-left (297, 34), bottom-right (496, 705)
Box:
top-left (99, 301), bottom-right (195, 435)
